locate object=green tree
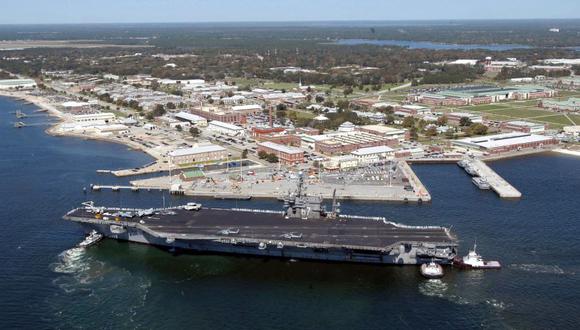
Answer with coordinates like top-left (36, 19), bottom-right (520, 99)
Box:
top-left (459, 117), bottom-right (472, 127)
top-left (189, 126), bottom-right (200, 138)
top-left (258, 150), bottom-right (268, 159)
top-left (266, 153), bottom-right (279, 163)
top-left (402, 116), bottom-right (416, 128)
top-left (425, 126), bottom-right (438, 137)
top-left (241, 149), bottom-right (248, 159)
top-left (436, 115), bottom-right (448, 126)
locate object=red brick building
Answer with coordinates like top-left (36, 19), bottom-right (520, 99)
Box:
top-left (257, 142), bottom-right (304, 165)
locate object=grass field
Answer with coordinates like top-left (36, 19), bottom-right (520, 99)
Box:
top-left (447, 98), bottom-right (580, 129)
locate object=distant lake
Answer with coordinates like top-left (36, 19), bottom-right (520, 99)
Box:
top-left (333, 39), bottom-right (533, 51)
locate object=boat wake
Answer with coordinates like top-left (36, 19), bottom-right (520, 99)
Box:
top-left (418, 280), bottom-right (508, 310)
top-left (509, 264), bottom-right (567, 275)
top-left (47, 247), bottom-right (152, 328)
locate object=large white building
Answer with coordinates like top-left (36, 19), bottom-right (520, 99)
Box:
top-left (174, 112), bottom-right (208, 127)
top-left (0, 79), bottom-right (37, 90)
top-left (351, 146), bottom-right (394, 164)
top-left (208, 120), bottom-right (246, 136)
top-left (168, 144), bottom-right (227, 165)
top-left (72, 112), bottom-right (116, 124)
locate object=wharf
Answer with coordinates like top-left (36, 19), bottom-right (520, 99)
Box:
top-left (466, 159), bottom-right (522, 199)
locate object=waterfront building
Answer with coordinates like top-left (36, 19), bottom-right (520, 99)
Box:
top-left (256, 142), bottom-right (304, 165)
top-left (168, 144), bottom-right (227, 165)
top-left (0, 79), bottom-right (37, 90)
top-left (452, 132), bottom-right (558, 154)
top-left (72, 112), bottom-right (116, 124)
top-left (61, 101), bottom-right (92, 113)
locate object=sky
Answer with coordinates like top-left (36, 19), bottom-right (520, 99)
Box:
top-left (1, 0), bottom-right (579, 24)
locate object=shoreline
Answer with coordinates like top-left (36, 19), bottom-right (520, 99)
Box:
top-left (0, 90), bottom-right (160, 163)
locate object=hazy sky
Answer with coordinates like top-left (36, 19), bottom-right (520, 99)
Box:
top-left (1, 0), bottom-right (579, 24)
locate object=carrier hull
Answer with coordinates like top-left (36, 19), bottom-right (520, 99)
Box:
top-left (64, 206), bottom-right (458, 265)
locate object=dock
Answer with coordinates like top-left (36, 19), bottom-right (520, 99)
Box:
top-left (463, 159), bottom-right (522, 199)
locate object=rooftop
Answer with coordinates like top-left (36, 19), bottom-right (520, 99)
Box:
top-left (258, 141), bottom-right (303, 154)
top-left (168, 144), bottom-right (226, 157)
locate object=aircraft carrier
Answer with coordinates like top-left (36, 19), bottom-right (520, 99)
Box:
top-left (63, 176), bottom-right (458, 265)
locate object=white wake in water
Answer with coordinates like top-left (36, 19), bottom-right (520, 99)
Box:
top-left (509, 264), bottom-right (567, 275)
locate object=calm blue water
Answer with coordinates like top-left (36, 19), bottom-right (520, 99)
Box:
top-left (1, 96), bottom-right (579, 329)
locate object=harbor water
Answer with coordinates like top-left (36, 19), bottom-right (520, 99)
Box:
top-left (1, 96), bottom-right (579, 329)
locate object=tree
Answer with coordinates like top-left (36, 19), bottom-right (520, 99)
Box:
top-left (445, 128), bottom-right (455, 139)
top-left (315, 95), bottom-right (325, 103)
top-left (409, 126), bottom-right (419, 141)
top-left (175, 124), bottom-right (183, 131)
top-left (258, 150), bottom-right (268, 159)
top-left (241, 149), bottom-right (248, 159)
top-left (459, 117), bottom-right (472, 127)
top-left (436, 115), bottom-right (448, 126)
top-left (468, 123), bottom-right (488, 136)
top-left (189, 127), bottom-right (200, 138)
top-left (402, 116), bottom-right (416, 128)
top-left (151, 104), bottom-right (166, 117)
top-left (266, 153), bottom-right (279, 163)
top-left (425, 126), bottom-right (438, 137)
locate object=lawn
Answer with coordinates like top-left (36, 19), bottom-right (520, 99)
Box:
top-left (462, 104), bottom-right (510, 112)
top-left (568, 114), bottom-right (580, 125)
top-left (531, 115), bottom-right (575, 127)
top-left (486, 108), bottom-right (556, 119)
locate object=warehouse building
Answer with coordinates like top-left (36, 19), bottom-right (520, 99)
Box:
top-left (414, 85), bottom-right (556, 106)
top-left (174, 111), bottom-right (208, 127)
top-left (207, 121), bottom-right (246, 136)
top-left (452, 132), bottom-right (558, 154)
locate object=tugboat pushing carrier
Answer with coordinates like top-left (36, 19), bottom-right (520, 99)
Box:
top-left (63, 174), bottom-right (458, 265)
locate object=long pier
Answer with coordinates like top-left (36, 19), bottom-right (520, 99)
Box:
top-left (464, 159), bottom-right (522, 199)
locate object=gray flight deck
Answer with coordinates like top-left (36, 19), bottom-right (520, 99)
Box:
top-left (66, 207), bottom-right (456, 251)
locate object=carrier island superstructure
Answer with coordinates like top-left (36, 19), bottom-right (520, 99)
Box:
top-left (63, 176), bottom-right (458, 265)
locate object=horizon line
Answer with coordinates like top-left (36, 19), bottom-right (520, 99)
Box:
top-left (1, 17), bottom-right (580, 26)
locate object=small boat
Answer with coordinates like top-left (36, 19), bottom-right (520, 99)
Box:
top-left (453, 243), bottom-right (501, 269)
top-left (420, 261), bottom-right (444, 279)
top-left (78, 230), bottom-right (103, 248)
top-left (465, 165), bottom-right (478, 176)
top-left (472, 177), bottom-right (491, 190)
top-left (457, 160), bottom-right (468, 168)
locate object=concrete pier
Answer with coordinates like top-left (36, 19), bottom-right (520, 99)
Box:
top-left (466, 159), bottom-right (522, 199)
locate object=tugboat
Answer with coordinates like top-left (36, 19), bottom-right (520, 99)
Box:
top-left (453, 243), bottom-right (501, 269)
top-left (420, 260), bottom-right (444, 279)
top-left (78, 230), bottom-right (104, 248)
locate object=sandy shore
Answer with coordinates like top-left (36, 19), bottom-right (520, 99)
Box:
top-left (0, 90), bottom-right (160, 162)
top-left (553, 148), bottom-right (580, 157)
